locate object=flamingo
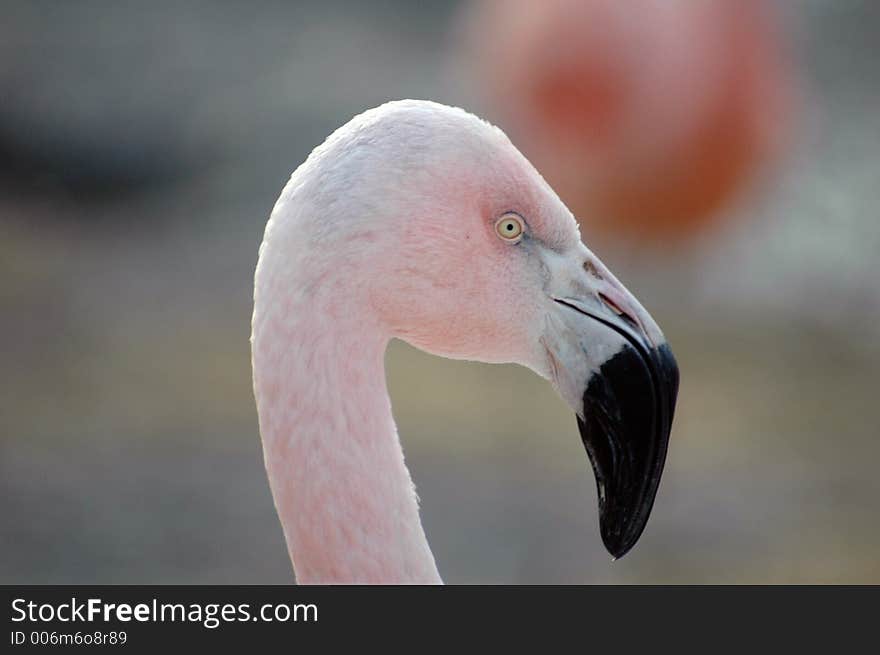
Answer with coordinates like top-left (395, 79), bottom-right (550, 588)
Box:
top-left (251, 100), bottom-right (679, 584)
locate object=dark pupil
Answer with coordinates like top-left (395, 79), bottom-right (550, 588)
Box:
top-left (506, 223), bottom-right (513, 231)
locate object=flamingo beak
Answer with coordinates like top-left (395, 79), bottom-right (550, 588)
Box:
top-left (544, 293), bottom-right (679, 559)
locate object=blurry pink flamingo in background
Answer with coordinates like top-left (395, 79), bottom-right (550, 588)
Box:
top-left (251, 101), bottom-right (679, 584)
top-left (465, 0), bottom-right (796, 244)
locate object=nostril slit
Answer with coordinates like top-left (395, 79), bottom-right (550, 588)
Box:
top-left (599, 292), bottom-right (636, 326)
top-left (584, 260), bottom-right (603, 280)
top-left (599, 292), bottom-right (624, 315)
top-left (597, 292), bottom-right (649, 341)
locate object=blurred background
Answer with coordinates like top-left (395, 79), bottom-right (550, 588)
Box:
top-left (2, 0), bottom-right (878, 583)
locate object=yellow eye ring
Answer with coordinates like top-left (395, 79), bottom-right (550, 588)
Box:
top-left (495, 214), bottom-right (525, 242)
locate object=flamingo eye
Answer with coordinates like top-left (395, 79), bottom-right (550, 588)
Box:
top-left (494, 214), bottom-right (524, 243)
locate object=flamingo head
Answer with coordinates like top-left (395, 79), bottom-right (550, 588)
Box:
top-left (290, 100), bottom-right (680, 559)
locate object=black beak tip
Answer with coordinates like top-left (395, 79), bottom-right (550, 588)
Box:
top-left (599, 515), bottom-right (643, 560)
top-left (578, 341), bottom-right (679, 561)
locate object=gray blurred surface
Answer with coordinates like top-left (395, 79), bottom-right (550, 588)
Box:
top-left (1, 1), bottom-right (878, 583)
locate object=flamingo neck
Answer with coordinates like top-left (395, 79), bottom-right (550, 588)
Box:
top-left (252, 292), bottom-right (441, 584)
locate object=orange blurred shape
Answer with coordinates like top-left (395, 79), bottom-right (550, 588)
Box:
top-left (468, 0), bottom-right (795, 244)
